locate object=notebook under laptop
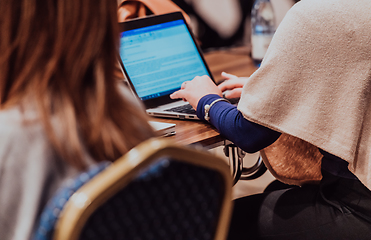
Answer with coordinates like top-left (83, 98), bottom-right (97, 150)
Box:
top-left (118, 12), bottom-right (215, 120)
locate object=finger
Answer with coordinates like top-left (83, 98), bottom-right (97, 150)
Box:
top-left (218, 80), bottom-right (243, 92)
top-left (218, 81), bottom-right (232, 92)
top-left (221, 72), bottom-right (237, 79)
top-left (224, 88), bottom-right (243, 99)
top-left (170, 90), bottom-right (184, 99)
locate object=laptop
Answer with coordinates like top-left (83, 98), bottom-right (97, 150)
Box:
top-left (118, 12), bottom-right (215, 120)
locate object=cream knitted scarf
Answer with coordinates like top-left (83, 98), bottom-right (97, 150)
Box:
top-left (238, 0), bottom-right (371, 188)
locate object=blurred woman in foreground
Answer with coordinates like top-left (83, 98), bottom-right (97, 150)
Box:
top-left (0, 1), bottom-right (154, 239)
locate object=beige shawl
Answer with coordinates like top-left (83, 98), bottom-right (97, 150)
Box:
top-left (238, 0), bottom-right (371, 188)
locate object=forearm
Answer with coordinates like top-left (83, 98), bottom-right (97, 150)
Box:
top-left (197, 94), bottom-right (281, 153)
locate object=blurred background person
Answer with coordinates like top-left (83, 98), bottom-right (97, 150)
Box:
top-left (171, 0), bottom-right (298, 50)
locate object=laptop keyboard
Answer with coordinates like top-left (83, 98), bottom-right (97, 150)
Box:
top-left (164, 104), bottom-right (196, 115)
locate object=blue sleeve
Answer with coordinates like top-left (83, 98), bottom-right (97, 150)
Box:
top-left (197, 94), bottom-right (281, 153)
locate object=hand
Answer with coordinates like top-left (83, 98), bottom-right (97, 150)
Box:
top-left (218, 72), bottom-right (249, 99)
top-left (170, 75), bottom-right (222, 109)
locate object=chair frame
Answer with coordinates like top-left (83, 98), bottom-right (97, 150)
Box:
top-left (53, 138), bottom-right (233, 240)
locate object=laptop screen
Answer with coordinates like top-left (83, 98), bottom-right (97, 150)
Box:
top-left (119, 18), bottom-right (211, 101)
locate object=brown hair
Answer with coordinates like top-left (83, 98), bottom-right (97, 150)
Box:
top-left (0, 0), bottom-right (155, 169)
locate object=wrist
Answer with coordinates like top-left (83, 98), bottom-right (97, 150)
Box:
top-left (197, 94), bottom-right (222, 120)
top-left (204, 98), bottom-right (230, 122)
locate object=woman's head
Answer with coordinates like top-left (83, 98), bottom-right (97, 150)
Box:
top-left (0, 0), bottom-right (155, 168)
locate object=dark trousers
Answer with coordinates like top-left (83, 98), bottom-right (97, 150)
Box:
top-left (227, 170), bottom-right (371, 240)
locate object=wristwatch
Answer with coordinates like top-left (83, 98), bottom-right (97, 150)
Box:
top-left (204, 98), bottom-right (230, 121)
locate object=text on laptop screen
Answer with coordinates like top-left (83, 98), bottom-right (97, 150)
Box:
top-left (119, 19), bottom-right (210, 100)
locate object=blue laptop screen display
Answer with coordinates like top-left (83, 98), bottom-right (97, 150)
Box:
top-left (119, 20), bottom-right (210, 100)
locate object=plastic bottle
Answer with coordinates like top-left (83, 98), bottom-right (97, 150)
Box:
top-left (251, 0), bottom-right (276, 67)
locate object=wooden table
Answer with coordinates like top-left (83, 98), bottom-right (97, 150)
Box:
top-left (153, 46), bottom-right (258, 148)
